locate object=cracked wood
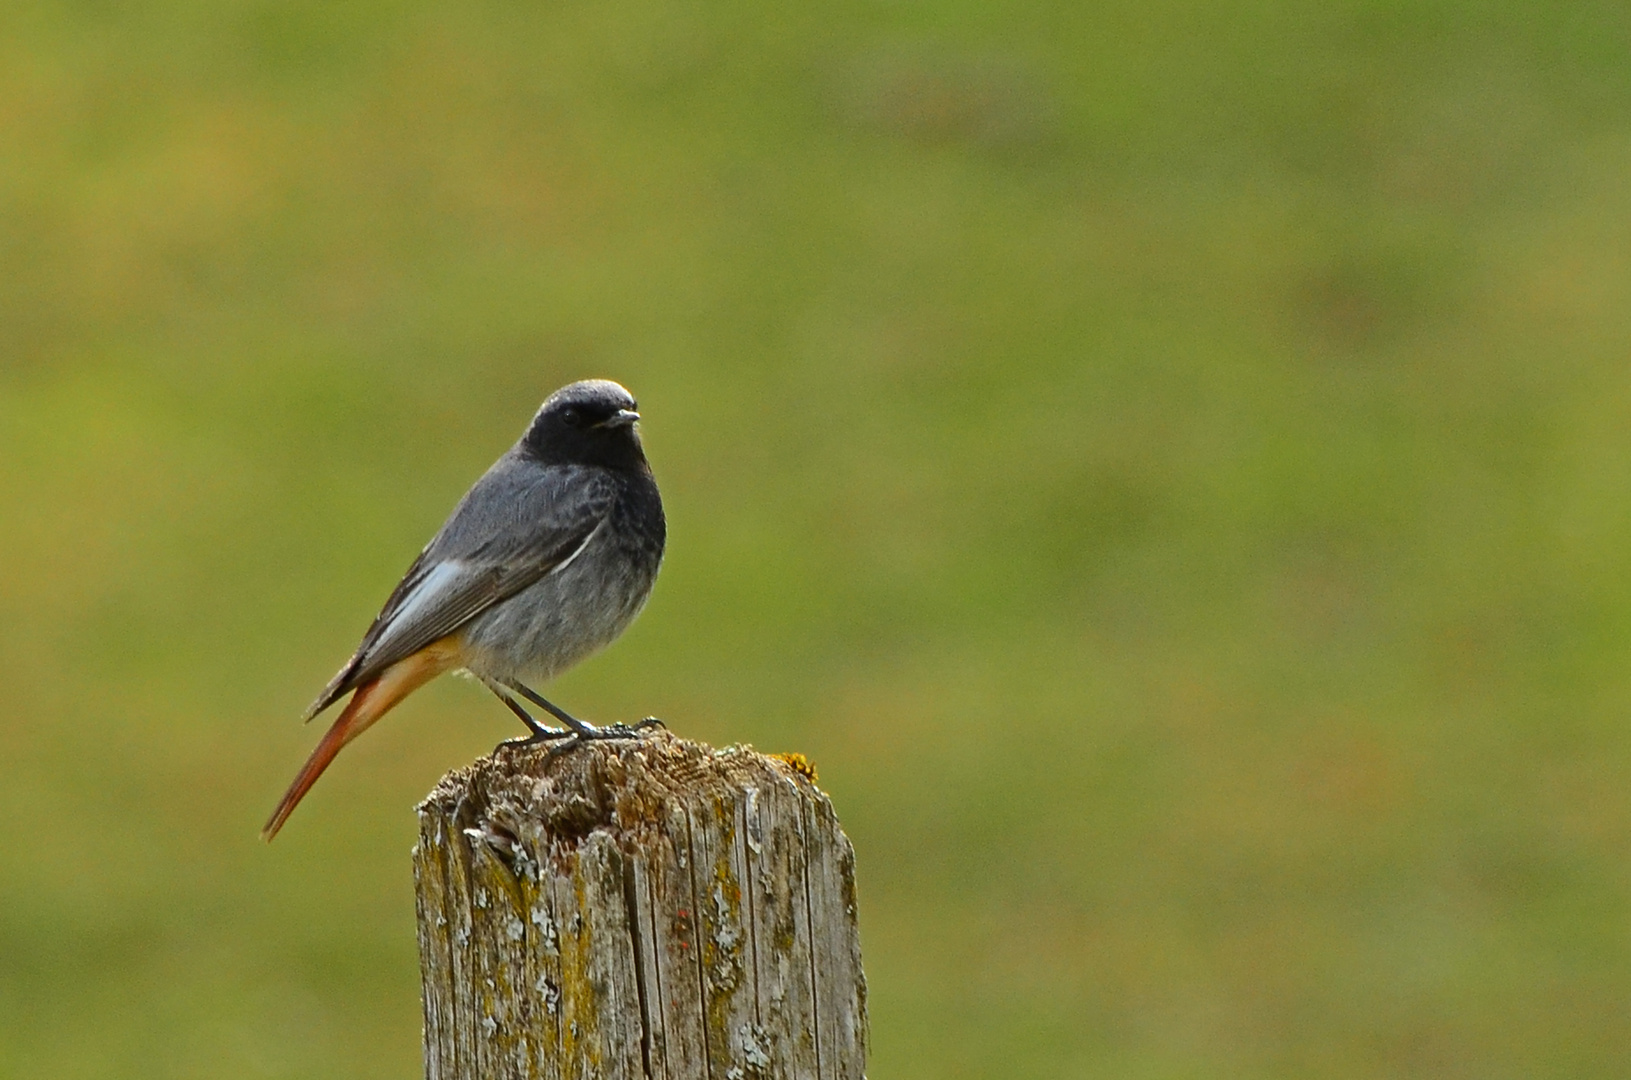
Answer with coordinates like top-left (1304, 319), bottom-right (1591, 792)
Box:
top-left (413, 732), bottom-right (868, 1080)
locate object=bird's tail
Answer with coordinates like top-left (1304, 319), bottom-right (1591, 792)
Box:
top-left (262, 641), bottom-right (458, 841)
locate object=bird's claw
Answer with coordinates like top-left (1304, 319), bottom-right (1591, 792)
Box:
top-left (494, 728), bottom-right (574, 753)
top-left (542, 718), bottom-right (665, 761)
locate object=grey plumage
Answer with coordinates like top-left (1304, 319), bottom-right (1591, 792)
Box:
top-left (459, 462), bottom-right (664, 683)
top-left (304, 378), bottom-right (665, 719)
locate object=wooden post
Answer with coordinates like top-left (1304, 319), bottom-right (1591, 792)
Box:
top-left (412, 731), bottom-right (868, 1080)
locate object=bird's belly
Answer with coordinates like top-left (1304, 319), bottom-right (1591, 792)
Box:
top-left (456, 544), bottom-right (656, 684)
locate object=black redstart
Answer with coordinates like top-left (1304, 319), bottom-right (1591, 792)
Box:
top-left (263, 379), bottom-right (666, 840)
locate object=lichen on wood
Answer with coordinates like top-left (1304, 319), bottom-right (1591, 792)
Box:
top-left (413, 731), bottom-right (868, 1080)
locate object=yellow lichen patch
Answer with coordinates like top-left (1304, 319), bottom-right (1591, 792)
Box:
top-left (771, 752), bottom-right (818, 783)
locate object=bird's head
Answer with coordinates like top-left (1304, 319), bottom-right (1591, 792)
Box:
top-left (522, 380), bottom-right (647, 468)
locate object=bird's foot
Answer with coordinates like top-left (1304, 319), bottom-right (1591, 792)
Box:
top-left (493, 727), bottom-right (575, 753)
top-left (544, 717), bottom-right (665, 760)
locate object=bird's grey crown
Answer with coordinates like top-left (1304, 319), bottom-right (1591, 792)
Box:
top-left (538, 379), bottom-right (637, 416)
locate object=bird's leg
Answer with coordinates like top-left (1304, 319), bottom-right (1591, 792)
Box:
top-left (481, 677), bottom-right (573, 748)
top-left (502, 680), bottom-right (665, 746)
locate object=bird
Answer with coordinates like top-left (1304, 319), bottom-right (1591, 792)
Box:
top-left (262, 379), bottom-right (666, 840)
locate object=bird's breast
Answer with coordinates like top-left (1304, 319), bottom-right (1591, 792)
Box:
top-left (458, 481), bottom-right (663, 683)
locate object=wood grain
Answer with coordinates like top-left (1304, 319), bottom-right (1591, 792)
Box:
top-left (413, 732), bottom-right (868, 1080)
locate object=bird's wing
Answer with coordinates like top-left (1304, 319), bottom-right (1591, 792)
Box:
top-left (303, 460), bottom-right (614, 719)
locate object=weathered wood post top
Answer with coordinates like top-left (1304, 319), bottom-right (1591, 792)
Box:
top-left (413, 731), bottom-right (868, 1080)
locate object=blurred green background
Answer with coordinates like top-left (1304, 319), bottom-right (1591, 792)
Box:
top-left (5, 1), bottom-right (1631, 1077)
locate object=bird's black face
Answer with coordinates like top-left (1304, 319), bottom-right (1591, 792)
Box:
top-left (522, 379), bottom-right (648, 469)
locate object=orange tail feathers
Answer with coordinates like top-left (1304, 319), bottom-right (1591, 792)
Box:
top-left (262, 640), bottom-right (460, 841)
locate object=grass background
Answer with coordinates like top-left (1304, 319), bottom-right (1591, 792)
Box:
top-left (6, 1), bottom-right (1631, 1076)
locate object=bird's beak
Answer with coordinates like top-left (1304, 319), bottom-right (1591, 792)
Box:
top-left (599, 409), bottom-right (640, 429)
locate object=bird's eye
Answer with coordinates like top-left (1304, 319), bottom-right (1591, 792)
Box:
top-left (560, 407), bottom-right (582, 427)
